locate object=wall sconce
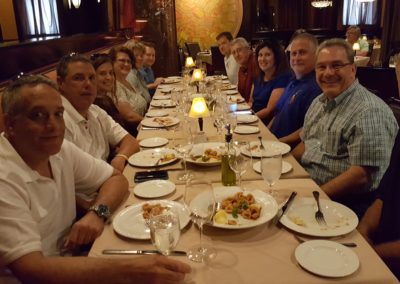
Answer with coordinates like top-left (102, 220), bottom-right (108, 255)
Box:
top-left (189, 97), bottom-right (210, 132)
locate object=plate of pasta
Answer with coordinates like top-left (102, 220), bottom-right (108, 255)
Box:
top-left (191, 187), bottom-right (278, 229)
top-left (113, 200), bottom-right (190, 239)
top-left (187, 142), bottom-right (224, 167)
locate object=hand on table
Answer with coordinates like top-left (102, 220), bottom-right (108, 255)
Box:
top-left (64, 212), bottom-right (105, 249)
top-left (127, 255), bottom-right (191, 284)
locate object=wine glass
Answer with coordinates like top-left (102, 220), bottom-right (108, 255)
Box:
top-left (149, 209), bottom-right (180, 256)
top-left (228, 144), bottom-right (250, 190)
top-left (261, 152), bottom-right (282, 198)
top-left (174, 133), bottom-right (194, 181)
top-left (184, 180), bottom-right (217, 263)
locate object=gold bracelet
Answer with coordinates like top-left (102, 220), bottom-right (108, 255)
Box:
top-left (115, 153), bottom-right (129, 161)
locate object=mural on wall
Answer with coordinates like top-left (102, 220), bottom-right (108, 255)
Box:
top-left (175, 0), bottom-right (243, 50)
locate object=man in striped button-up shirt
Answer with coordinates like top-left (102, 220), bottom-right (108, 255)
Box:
top-left (293, 38), bottom-right (399, 218)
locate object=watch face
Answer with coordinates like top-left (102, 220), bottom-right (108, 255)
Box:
top-left (97, 204), bottom-right (110, 218)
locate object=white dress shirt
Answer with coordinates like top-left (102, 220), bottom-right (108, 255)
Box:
top-left (224, 53), bottom-right (240, 85)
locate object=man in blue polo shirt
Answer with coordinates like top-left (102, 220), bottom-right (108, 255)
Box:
top-left (269, 33), bottom-right (321, 147)
top-left (140, 42), bottom-right (164, 96)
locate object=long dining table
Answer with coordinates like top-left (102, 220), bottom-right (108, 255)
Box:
top-left (89, 79), bottom-right (398, 284)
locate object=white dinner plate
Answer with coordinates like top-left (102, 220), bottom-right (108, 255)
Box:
top-left (128, 148), bottom-right (178, 167)
top-left (279, 197), bottom-right (358, 237)
top-left (241, 140), bottom-right (291, 158)
top-left (167, 76), bottom-right (182, 80)
top-left (295, 240), bottom-right (359, 277)
top-left (145, 110), bottom-right (169, 117)
top-left (221, 84), bottom-right (237, 90)
top-left (113, 200), bottom-right (190, 239)
top-left (163, 78), bottom-right (181, 84)
top-left (236, 104), bottom-right (251, 111)
top-left (159, 86), bottom-right (173, 93)
top-left (187, 142), bottom-right (224, 167)
top-left (141, 116), bottom-right (180, 128)
top-left (191, 186), bottom-right (278, 229)
top-left (237, 114), bottom-right (258, 124)
top-left (252, 160), bottom-right (293, 174)
top-left (234, 125), bottom-right (260, 135)
top-left (150, 100), bottom-right (176, 108)
top-left (139, 137), bottom-right (169, 148)
top-left (132, 180), bottom-right (176, 198)
top-left (223, 90), bottom-right (239, 95)
top-left (226, 96), bottom-right (245, 103)
top-left (153, 94), bottom-right (171, 100)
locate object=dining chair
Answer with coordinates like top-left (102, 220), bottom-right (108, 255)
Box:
top-left (185, 42), bottom-right (201, 60)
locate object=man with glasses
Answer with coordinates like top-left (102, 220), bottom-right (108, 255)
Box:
top-left (231, 37), bottom-right (257, 102)
top-left (0, 75), bottom-right (191, 283)
top-left (269, 33), bottom-right (321, 147)
top-left (57, 53), bottom-right (139, 179)
top-left (293, 38), bottom-right (398, 218)
top-left (216, 32), bottom-right (240, 85)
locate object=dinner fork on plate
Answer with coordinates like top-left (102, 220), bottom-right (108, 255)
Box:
top-left (312, 191), bottom-right (327, 226)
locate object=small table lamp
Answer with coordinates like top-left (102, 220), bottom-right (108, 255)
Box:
top-left (352, 42), bottom-right (360, 56)
top-left (188, 97), bottom-right (210, 131)
top-left (185, 57), bottom-right (195, 69)
top-left (191, 68), bottom-right (204, 93)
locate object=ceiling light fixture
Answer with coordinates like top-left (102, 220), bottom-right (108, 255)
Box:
top-left (311, 1), bottom-right (333, 8)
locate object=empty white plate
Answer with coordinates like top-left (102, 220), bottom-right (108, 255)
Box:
top-left (237, 114), bottom-right (258, 124)
top-left (252, 160), bottom-right (293, 174)
top-left (139, 137), bottom-right (169, 148)
top-left (146, 110), bottom-right (168, 117)
top-left (234, 125), bottom-right (260, 134)
top-left (236, 104), bottom-right (251, 111)
top-left (133, 180), bottom-right (176, 198)
top-left (223, 90), bottom-right (239, 95)
top-left (153, 94), bottom-right (171, 100)
top-left (295, 240), bottom-right (359, 277)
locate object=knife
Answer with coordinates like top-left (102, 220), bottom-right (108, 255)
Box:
top-left (277, 191), bottom-right (297, 220)
top-left (102, 249), bottom-right (187, 256)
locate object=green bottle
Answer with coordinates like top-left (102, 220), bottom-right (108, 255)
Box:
top-left (221, 132), bottom-right (236, 186)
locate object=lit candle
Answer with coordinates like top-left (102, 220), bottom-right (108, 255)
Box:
top-left (352, 42), bottom-right (361, 51)
top-left (192, 69), bottom-right (203, 82)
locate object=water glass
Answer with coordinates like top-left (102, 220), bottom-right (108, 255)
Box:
top-left (149, 209), bottom-right (180, 256)
top-left (174, 134), bottom-right (194, 181)
top-left (184, 180), bottom-right (217, 263)
top-left (228, 145), bottom-right (250, 190)
top-left (261, 153), bottom-right (282, 197)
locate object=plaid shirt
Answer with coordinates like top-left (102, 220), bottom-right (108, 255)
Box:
top-left (301, 79), bottom-right (399, 191)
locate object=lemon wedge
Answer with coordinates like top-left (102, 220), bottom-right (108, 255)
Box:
top-left (213, 210), bottom-right (228, 224)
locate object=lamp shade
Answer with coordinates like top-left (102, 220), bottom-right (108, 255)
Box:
top-left (185, 57), bottom-right (195, 68)
top-left (188, 97), bottom-right (210, 118)
top-left (352, 42), bottom-right (361, 51)
top-left (192, 69), bottom-right (204, 82)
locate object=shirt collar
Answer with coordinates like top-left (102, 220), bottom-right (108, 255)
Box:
top-left (61, 96), bottom-right (98, 123)
top-left (0, 133), bottom-right (61, 183)
top-left (319, 79), bottom-right (359, 110)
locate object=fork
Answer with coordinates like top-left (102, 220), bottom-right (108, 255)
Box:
top-left (312, 191), bottom-right (327, 226)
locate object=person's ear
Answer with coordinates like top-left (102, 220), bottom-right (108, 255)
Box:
top-left (3, 114), bottom-right (16, 136)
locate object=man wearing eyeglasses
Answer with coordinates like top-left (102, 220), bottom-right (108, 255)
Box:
top-left (0, 75), bottom-right (191, 283)
top-left (293, 38), bottom-right (398, 218)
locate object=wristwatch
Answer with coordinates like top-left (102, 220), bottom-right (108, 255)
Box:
top-left (88, 204), bottom-right (111, 221)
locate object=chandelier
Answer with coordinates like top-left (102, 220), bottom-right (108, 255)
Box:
top-left (311, 1), bottom-right (333, 8)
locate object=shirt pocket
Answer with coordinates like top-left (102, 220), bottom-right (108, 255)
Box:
top-left (321, 130), bottom-right (343, 156)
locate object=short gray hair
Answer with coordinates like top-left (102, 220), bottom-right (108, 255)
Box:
top-left (2, 75), bottom-right (58, 118)
top-left (317, 38), bottom-right (354, 64)
top-left (124, 40), bottom-right (145, 54)
top-left (231, 37), bottom-right (250, 49)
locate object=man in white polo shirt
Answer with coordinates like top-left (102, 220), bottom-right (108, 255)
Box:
top-left (57, 53), bottom-right (139, 174)
top-left (216, 31), bottom-right (240, 84)
top-left (0, 75), bottom-right (191, 283)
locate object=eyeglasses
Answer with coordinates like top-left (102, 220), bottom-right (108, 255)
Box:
top-left (315, 62), bottom-right (353, 72)
top-left (116, 58), bottom-right (132, 65)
